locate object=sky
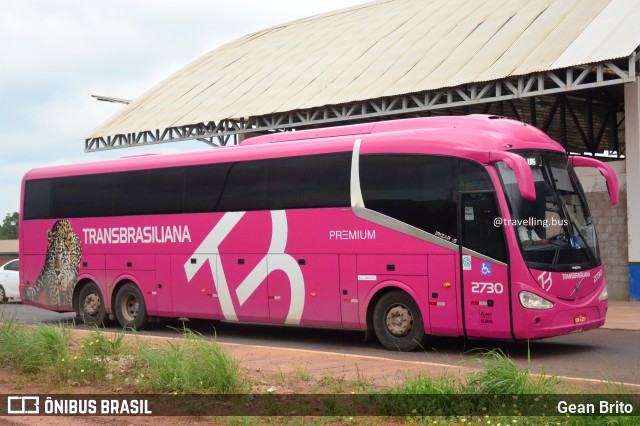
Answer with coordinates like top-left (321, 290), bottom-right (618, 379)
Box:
top-left (0, 0), bottom-right (367, 221)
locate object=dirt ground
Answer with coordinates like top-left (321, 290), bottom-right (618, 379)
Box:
top-left (0, 329), bottom-right (477, 425)
top-left (2, 329), bottom-right (634, 425)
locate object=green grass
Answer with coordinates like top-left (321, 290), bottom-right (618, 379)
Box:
top-left (0, 318), bottom-right (637, 425)
top-left (373, 350), bottom-right (637, 425)
top-left (137, 327), bottom-right (241, 394)
top-left (0, 317), bottom-right (70, 374)
top-left (0, 318), bottom-right (243, 394)
top-left (61, 327), bottom-right (129, 383)
top-left (293, 366), bottom-right (312, 382)
top-left (463, 349), bottom-right (560, 394)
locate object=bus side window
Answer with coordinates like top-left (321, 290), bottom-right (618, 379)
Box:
top-left (459, 160), bottom-right (493, 191)
top-left (360, 154), bottom-right (457, 239)
top-left (458, 161), bottom-right (506, 261)
top-left (267, 153), bottom-right (351, 210)
top-left (53, 174), bottom-right (114, 218)
top-left (113, 168), bottom-right (184, 216)
top-left (217, 160), bottom-right (267, 212)
top-left (185, 163), bottom-right (231, 213)
top-left (461, 193), bottom-right (507, 262)
top-left (24, 179), bottom-right (52, 220)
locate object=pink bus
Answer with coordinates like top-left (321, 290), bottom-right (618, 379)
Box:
top-left (19, 115), bottom-right (618, 351)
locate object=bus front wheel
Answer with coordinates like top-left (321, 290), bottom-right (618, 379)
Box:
top-left (373, 290), bottom-right (425, 351)
top-left (114, 283), bottom-right (149, 330)
top-left (78, 282), bottom-right (106, 326)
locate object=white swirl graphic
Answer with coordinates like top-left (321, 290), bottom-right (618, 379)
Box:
top-left (184, 211), bottom-right (305, 324)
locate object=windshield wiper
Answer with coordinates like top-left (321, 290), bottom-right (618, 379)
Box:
top-left (566, 216), bottom-right (596, 264)
top-left (549, 245), bottom-right (561, 271)
top-left (547, 236), bottom-right (567, 247)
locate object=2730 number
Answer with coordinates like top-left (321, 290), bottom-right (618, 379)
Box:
top-left (471, 282), bottom-right (504, 294)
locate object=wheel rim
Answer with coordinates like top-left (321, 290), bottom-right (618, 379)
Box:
top-left (120, 293), bottom-right (139, 322)
top-left (385, 304), bottom-right (413, 337)
top-left (0, 287), bottom-right (5, 300)
top-left (83, 292), bottom-right (101, 317)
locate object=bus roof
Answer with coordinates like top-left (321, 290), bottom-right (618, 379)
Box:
top-left (25, 115), bottom-right (563, 180)
top-left (242, 115), bottom-right (555, 145)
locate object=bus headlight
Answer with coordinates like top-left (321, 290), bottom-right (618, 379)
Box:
top-left (519, 291), bottom-right (554, 310)
top-left (598, 285), bottom-right (608, 302)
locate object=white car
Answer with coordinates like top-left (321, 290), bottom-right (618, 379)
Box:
top-left (0, 259), bottom-right (19, 303)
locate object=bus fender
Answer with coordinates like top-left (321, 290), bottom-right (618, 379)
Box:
top-left (107, 273), bottom-right (141, 314)
top-left (361, 279), bottom-right (428, 333)
top-left (74, 273), bottom-right (106, 312)
top-left (76, 273), bottom-right (103, 290)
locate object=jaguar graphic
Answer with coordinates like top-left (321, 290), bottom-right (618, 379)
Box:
top-left (24, 220), bottom-right (82, 307)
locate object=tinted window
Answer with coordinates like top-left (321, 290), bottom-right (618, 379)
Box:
top-left (361, 154), bottom-right (458, 239)
top-left (185, 163), bottom-right (232, 213)
top-left (24, 180), bottom-right (52, 220)
top-left (268, 153), bottom-right (351, 210)
top-left (113, 168), bottom-right (184, 216)
top-left (4, 260), bottom-right (18, 271)
top-left (52, 174), bottom-right (114, 218)
top-left (25, 153), bottom-right (351, 219)
top-left (461, 192), bottom-right (507, 262)
top-left (459, 160), bottom-right (493, 191)
top-left (217, 161), bottom-right (267, 212)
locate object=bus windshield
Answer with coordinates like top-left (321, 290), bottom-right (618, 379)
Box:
top-left (496, 151), bottom-right (600, 272)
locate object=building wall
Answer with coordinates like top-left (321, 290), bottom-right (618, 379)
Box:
top-left (585, 192), bottom-right (629, 300)
top-left (0, 240), bottom-right (18, 267)
top-left (0, 254), bottom-right (17, 266)
top-left (576, 161), bottom-right (628, 300)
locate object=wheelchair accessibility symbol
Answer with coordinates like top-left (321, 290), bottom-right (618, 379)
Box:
top-left (481, 262), bottom-right (492, 276)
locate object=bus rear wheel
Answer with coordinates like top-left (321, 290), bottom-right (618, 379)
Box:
top-left (115, 283), bottom-right (148, 330)
top-left (78, 282), bottom-right (106, 326)
top-left (373, 290), bottom-right (425, 351)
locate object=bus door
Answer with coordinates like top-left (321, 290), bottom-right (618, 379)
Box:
top-left (459, 191), bottom-right (512, 339)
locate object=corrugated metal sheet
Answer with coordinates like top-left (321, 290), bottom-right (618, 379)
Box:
top-left (88, 0), bottom-right (639, 139)
top-left (552, 0), bottom-right (640, 69)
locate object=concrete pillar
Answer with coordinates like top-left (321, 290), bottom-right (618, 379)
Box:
top-left (624, 82), bottom-right (640, 300)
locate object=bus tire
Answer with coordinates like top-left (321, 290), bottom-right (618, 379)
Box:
top-left (373, 290), bottom-right (425, 351)
top-left (78, 282), bottom-right (106, 326)
top-left (114, 283), bottom-right (148, 330)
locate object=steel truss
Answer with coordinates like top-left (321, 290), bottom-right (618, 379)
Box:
top-left (85, 53), bottom-right (639, 152)
top-left (467, 92), bottom-right (624, 157)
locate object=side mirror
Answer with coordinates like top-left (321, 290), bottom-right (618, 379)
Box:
top-left (489, 152), bottom-right (536, 201)
top-left (570, 156), bottom-right (619, 205)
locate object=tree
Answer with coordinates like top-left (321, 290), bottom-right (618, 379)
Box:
top-left (0, 212), bottom-right (18, 240)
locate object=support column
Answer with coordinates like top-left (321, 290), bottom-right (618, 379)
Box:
top-left (624, 82), bottom-right (640, 301)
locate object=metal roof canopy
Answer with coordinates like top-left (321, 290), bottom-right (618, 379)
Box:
top-left (85, 0), bottom-right (640, 153)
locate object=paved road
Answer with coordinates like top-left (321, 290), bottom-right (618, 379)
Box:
top-left (4, 303), bottom-right (640, 385)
